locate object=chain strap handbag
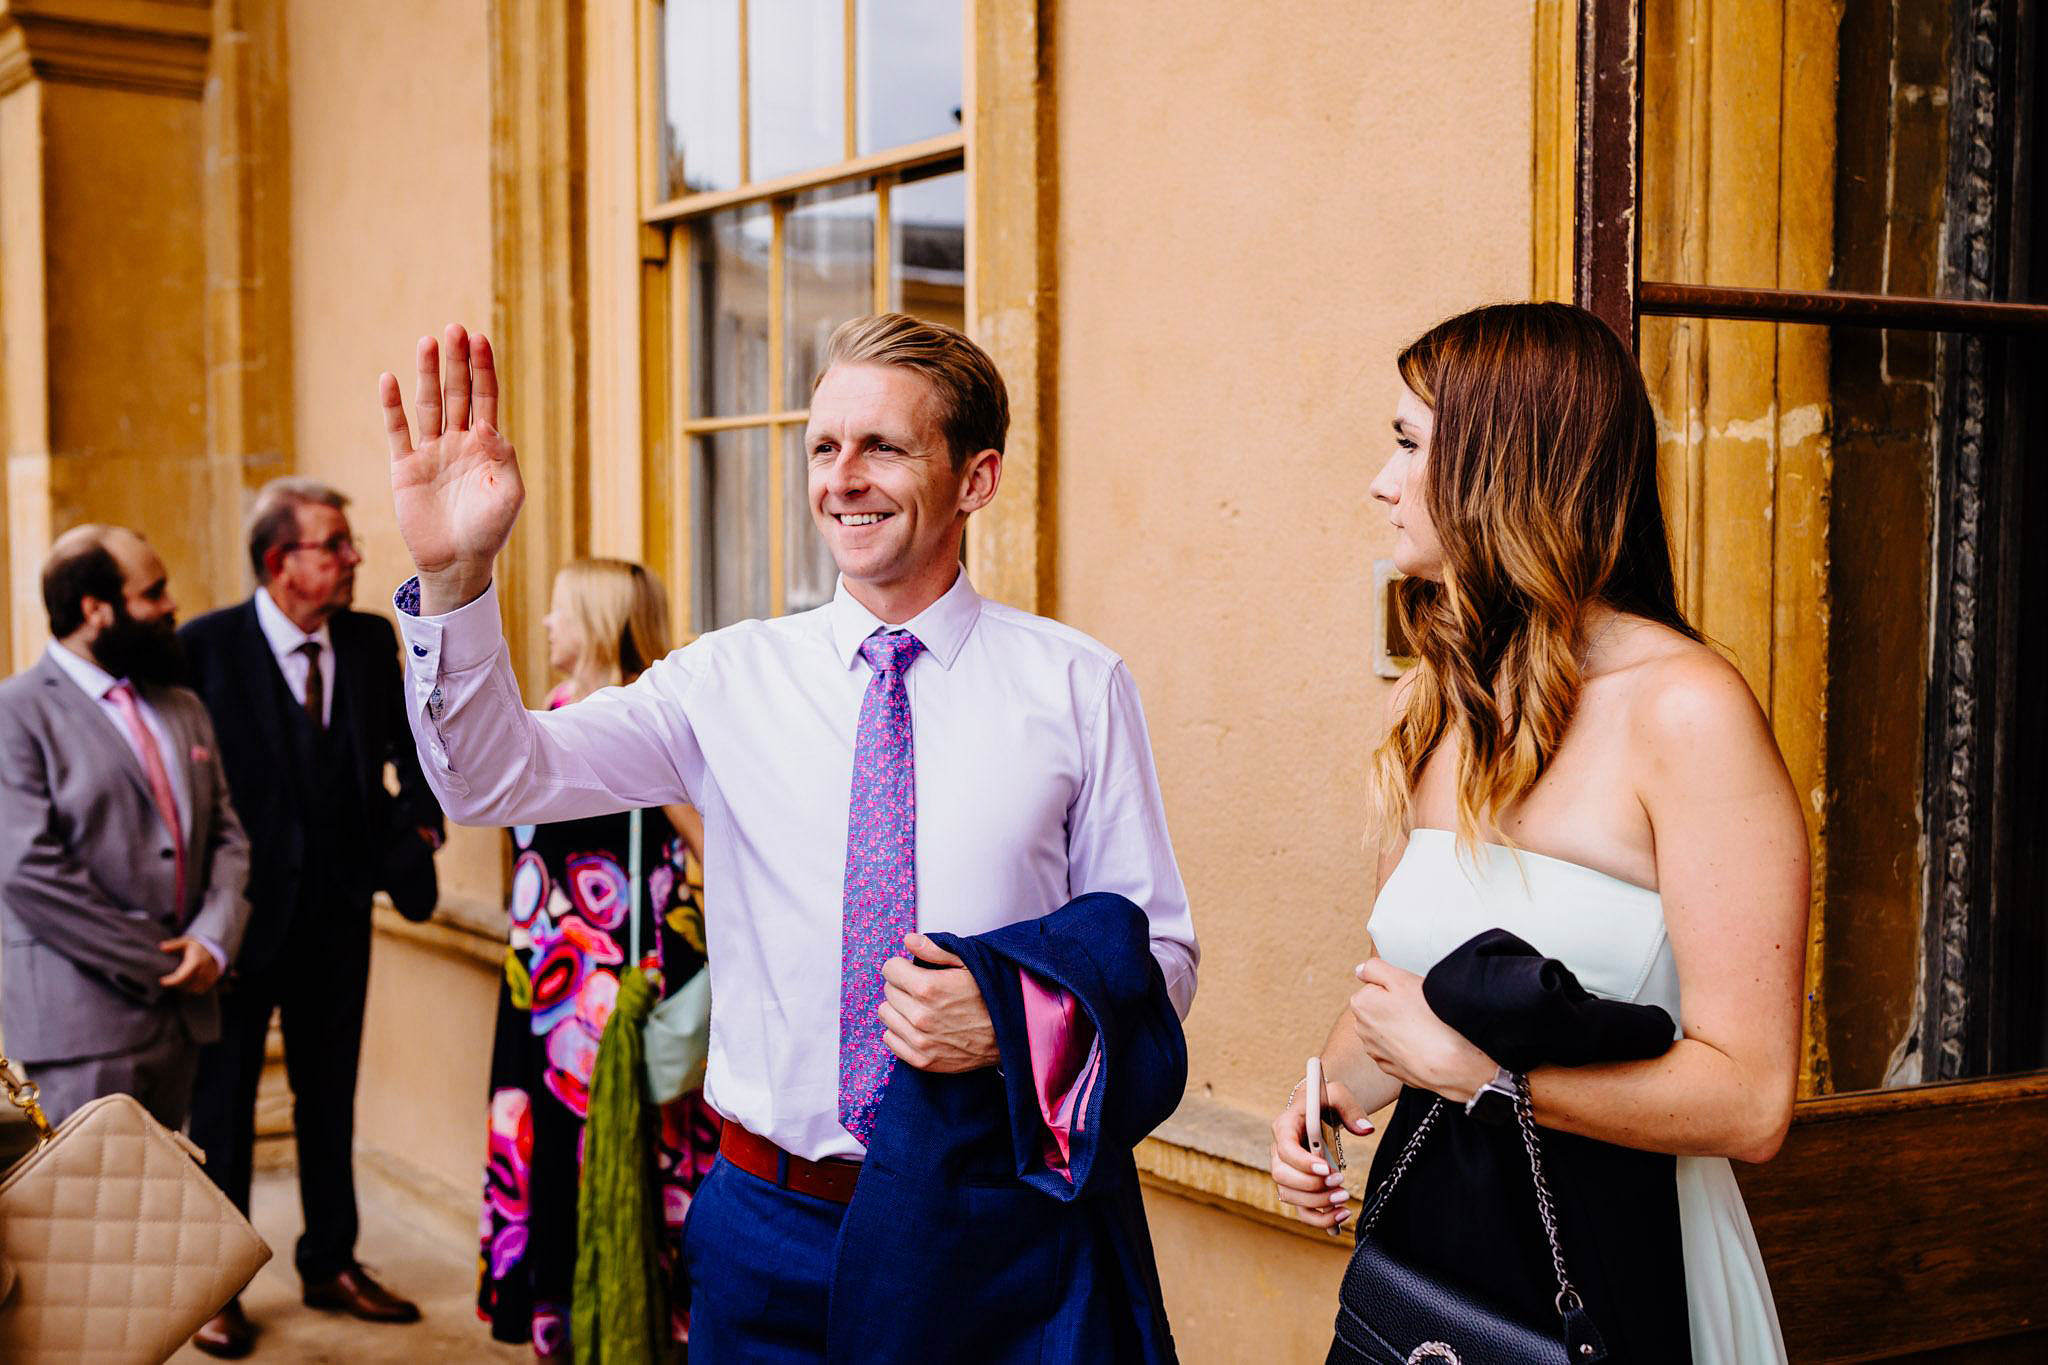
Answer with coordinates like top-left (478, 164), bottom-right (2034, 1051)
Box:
top-left (1329, 1077), bottom-right (1608, 1365)
top-left (0, 1054), bottom-right (271, 1363)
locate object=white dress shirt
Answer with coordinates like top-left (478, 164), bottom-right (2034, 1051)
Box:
top-left (45, 641), bottom-right (225, 970)
top-left (253, 588), bottom-right (334, 726)
top-left (397, 570), bottom-right (1198, 1160)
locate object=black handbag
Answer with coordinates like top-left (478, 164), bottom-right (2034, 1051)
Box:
top-left (1327, 1079), bottom-right (1608, 1365)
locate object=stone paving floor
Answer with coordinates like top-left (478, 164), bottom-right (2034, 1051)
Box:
top-left (167, 1140), bottom-right (527, 1364)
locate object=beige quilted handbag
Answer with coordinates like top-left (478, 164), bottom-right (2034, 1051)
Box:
top-left (0, 1055), bottom-right (271, 1363)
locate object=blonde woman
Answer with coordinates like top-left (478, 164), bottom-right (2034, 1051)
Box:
top-left (1272, 304), bottom-right (1802, 1362)
top-left (479, 558), bottom-right (716, 1356)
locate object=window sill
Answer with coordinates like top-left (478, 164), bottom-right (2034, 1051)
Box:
top-left (369, 896), bottom-right (505, 971)
top-left (1137, 1094), bottom-right (1373, 1245)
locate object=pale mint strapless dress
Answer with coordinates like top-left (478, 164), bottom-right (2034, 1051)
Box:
top-left (1368, 829), bottom-right (1790, 1365)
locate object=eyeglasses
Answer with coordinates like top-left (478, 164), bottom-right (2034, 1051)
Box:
top-left (282, 534), bottom-right (361, 559)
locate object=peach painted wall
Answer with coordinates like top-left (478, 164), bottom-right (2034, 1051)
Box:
top-left (284, 0), bottom-right (505, 1198)
top-left (270, 2), bottom-right (1541, 1350)
top-left (1050, 3), bottom-right (1536, 1354)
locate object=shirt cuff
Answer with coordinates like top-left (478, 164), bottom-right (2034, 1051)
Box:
top-left (393, 576), bottom-right (504, 678)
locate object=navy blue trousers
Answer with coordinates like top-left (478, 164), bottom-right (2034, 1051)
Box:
top-left (684, 1155), bottom-right (848, 1363)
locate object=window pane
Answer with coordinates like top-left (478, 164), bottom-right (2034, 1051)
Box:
top-left (749, 0), bottom-right (845, 181)
top-left (1640, 0), bottom-right (1962, 298)
top-left (691, 203), bottom-right (772, 417)
top-left (856, 0), bottom-right (963, 154)
top-left (784, 182), bottom-right (876, 408)
top-left (662, 0), bottom-right (743, 197)
top-left (1821, 319), bottom-right (1938, 1093)
top-left (783, 426), bottom-right (837, 614)
top-left (1641, 313), bottom-right (1956, 1093)
top-left (692, 427), bottom-right (771, 629)
top-left (889, 169), bottom-right (964, 332)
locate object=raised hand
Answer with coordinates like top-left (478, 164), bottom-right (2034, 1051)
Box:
top-left (380, 324), bottom-right (524, 613)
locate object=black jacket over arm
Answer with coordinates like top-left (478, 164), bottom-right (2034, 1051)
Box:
top-left (1351, 929), bottom-right (1689, 1364)
top-left (179, 599), bottom-right (443, 972)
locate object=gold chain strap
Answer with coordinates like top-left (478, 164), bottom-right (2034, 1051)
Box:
top-left (0, 1053), bottom-right (55, 1143)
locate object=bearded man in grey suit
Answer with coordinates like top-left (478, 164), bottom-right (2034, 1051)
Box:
top-left (0, 525), bottom-right (251, 1129)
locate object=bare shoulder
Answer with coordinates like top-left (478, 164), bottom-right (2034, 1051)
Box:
top-left (1623, 635), bottom-right (1770, 750)
top-left (1608, 630), bottom-right (1796, 819)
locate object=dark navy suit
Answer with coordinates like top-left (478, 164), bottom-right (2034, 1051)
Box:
top-left (830, 891), bottom-right (1186, 1362)
top-left (684, 892), bottom-right (1184, 1364)
top-left (179, 599), bottom-right (443, 1281)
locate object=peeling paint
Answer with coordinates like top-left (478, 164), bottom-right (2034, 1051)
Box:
top-left (1720, 410), bottom-right (1780, 444)
top-left (1715, 403), bottom-right (1826, 447)
top-left (1779, 403), bottom-right (1826, 447)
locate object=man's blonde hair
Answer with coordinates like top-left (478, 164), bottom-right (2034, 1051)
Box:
top-left (553, 558), bottom-right (673, 687)
top-left (814, 313), bottom-right (1008, 469)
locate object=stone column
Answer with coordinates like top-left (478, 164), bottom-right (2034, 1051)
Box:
top-left (0, 0), bottom-right (258, 666)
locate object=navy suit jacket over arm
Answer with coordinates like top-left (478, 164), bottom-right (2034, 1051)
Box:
top-left (826, 893), bottom-right (1187, 1364)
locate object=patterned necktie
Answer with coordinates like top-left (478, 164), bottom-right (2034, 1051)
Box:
top-left (296, 641), bottom-right (324, 731)
top-left (838, 630), bottom-right (927, 1145)
top-left (106, 682), bottom-right (186, 920)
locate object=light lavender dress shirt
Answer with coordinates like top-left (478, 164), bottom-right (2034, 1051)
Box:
top-left (396, 569), bottom-right (1198, 1161)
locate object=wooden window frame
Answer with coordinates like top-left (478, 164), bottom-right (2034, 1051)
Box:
top-left (637, 0), bottom-right (969, 631)
top-left (1573, 1), bottom-right (2048, 1356)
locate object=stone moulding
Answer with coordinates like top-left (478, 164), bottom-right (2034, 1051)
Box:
top-left (0, 0), bottom-right (211, 100)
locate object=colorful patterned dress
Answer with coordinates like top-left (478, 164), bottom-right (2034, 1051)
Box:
top-left (478, 800), bottom-right (721, 1356)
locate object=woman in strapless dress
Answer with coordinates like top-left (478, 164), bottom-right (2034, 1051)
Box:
top-left (1269, 303), bottom-right (1806, 1363)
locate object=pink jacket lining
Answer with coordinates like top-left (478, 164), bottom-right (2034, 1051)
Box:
top-left (1020, 968), bottom-right (1104, 1183)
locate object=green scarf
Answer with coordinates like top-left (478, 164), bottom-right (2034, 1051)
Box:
top-left (572, 964), bottom-right (669, 1364)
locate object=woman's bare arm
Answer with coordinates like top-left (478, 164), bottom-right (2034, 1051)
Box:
top-left (1346, 650), bottom-right (1808, 1162)
top-left (1523, 651), bottom-right (1808, 1161)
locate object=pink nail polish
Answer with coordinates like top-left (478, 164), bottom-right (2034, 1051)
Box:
top-left (1311, 1162), bottom-right (1329, 1176)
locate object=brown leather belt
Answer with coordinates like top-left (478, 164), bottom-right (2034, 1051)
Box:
top-left (718, 1122), bottom-right (862, 1205)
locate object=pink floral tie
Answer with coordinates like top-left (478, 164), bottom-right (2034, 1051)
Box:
top-left (107, 682), bottom-right (186, 920)
top-left (839, 630), bottom-right (926, 1145)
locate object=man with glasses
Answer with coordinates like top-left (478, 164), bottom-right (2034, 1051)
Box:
top-left (179, 478), bottom-right (445, 1358)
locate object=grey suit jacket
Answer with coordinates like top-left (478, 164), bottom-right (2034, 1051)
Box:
top-left (0, 650), bottom-right (252, 1062)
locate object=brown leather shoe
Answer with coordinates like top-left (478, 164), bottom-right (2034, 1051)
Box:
top-left (191, 1297), bottom-right (254, 1358)
top-left (300, 1264), bottom-right (422, 1324)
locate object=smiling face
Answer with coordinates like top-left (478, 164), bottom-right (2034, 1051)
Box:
top-left (1368, 385), bottom-right (1446, 581)
top-left (804, 362), bottom-right (1000, 617)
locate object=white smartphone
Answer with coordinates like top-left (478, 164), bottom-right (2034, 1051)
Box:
top-left (1303, 1056), bottom-right (1325, 1158)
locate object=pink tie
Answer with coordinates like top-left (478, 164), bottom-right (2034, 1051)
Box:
top-left (107, 682), bottom-right (187, 921)
top-left (838, 630), bottom-right (926, 1145)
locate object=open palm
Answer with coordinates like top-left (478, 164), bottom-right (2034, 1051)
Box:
top-left (380, 323), bottom-right (524, 608)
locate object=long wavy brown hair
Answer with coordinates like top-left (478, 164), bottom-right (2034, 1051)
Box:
top-left (1368, 302), bottom-right (1697, 846)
